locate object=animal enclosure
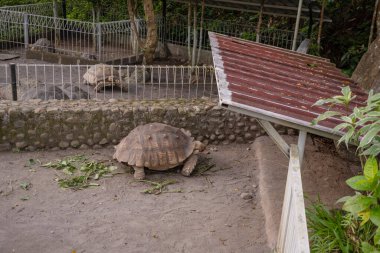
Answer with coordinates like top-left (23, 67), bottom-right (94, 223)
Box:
top-left (0, 2), bottom-right (304, 63)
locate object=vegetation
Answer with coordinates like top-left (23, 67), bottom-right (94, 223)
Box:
top-left (42, 155), bottom-right (118, 190)
top-left (310, 87), bottom-right (380, 252)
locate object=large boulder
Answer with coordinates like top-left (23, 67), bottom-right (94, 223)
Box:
top-left (30, 38), bottom-right (54, 53)
top-left (21, 83), bottom-right (90, 100)
top-left (0, 78), bottom-right (90, 100)
top-left (352, 38), bottom-right (380, 92)
top-left (154, 42), bottom-right (170, 59)
top-left (119, 67), bottom-right (151, 89)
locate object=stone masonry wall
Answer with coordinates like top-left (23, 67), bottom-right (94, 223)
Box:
top-left (0, 99), bottom-right (292, 151)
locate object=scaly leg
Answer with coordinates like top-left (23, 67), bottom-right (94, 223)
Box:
top-left (133, 166), bottom-right (145, 180)
top-left (181, 154), bottom-right (198, 177)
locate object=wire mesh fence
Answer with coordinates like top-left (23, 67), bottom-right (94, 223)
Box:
top-left (0, 64), bottom-right (217, 101)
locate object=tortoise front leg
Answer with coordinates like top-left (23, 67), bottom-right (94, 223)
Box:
top-left (133, 166), bottom-right (145, 180)
top-left (181, 154), bottom-right (198, 177)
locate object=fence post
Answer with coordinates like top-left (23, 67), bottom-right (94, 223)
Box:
top-left (23, 13), bottom-right (29, 49)
top-left (97, 23), bottom-right (102, 60)
top-left (10, 64), bottom-right (17, 101)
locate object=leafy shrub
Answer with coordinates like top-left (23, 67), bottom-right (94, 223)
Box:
top-left (312, 87), bottom-right (380, 251)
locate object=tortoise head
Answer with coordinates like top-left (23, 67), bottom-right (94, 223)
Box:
top-left (193, 141), bottom-right (206, 153)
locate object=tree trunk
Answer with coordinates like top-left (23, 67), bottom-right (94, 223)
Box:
top-left (191, 0), bottom-right (198, 67)
top-left (187, 2), bottom-right (192, 63)
top-left (368, 0), bottom-right (379, 46)
top-left (53, 0), bottom-right (59, 49)
top-left (317, 0), bottom-right (325, 51)
top-left (127, 0), bottom-right (141, 55)
top-left (256, 0), bottom-right (265, 43)
top-left (196, 0), bottom-right (205, 65)
top-left (352, 6), bottom-right (380, 91)
top-left (92, 6), bottom-right (97, 53)
top-left (142, 0), bottom-right (158, 64)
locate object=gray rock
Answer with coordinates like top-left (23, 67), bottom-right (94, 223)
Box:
top-left (99, 138), bottom-right (108, 145)
top-left (30, 38), bottom-right (54, 52)
top-left (15, 141), bottom-right (27, 149)
top-left (0, 142), bottom-right (11, 151)
top-left (70, 140), bottom-right (80, 148)
top-left (79, 144), bottom-right (89, 150)
top-left (154, 42), bottom-right (170, 59)
top-left (21, 83), bottom-right (90, 100)
top-left (59, 141), bottom-right (69, 149)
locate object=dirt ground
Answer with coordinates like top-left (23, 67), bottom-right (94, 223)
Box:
top-left (0, 144), bottom-right (269, 253)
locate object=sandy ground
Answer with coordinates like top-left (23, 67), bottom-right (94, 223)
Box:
top-left (0, 144), bottom-right (269, 253)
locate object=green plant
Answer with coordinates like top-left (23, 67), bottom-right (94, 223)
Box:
top-left (307, 201), bottom-right (353, 253)
top-left (312, 87), bottom-right (380, 251)
top-left (43, 155), bottom-right (117, 190)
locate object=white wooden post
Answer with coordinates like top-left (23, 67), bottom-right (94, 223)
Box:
top-left (276, 145), bottom-right (310, 253)
top-left (292, 0), bottom-right (303, 51)
top-left (23, 13), bottom-right (29, 49)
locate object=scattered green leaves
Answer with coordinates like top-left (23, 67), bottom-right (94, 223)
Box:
top-left (19, 182), bottom-right (32, 191)
top-left (138, 179), bottom-right (178, 195)
top-left (43, 155), bottom-right (118, 190)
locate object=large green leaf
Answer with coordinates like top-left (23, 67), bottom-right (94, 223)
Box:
top-left (362, 145), bottom-right (380, 157)
top-left (346, 176), bottom-right (373, 191)
top-left (370, 207), bottom-right (380, 227)
top-left (342, 195), bottom-right (375, 214)
top-left (311, 111), bottom-right (341, 125)
top-left (360, 125), bottom-right (380, 148)
top-left (375, 228), bottom-right (380, 245)
top-left (364, 157), bottom-right (379, 182)
top-left (362, 241), bottom-right (380, 253)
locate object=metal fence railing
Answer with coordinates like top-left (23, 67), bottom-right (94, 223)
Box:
top-left (0, 64), bottom-right (217, 101)
top-left (0, 2), bottom-right (304, 62)
top-left (162, 15), bottom-right (303, 51)
top-left (0, 2), bottom-right (54, 16)
top-left (276, 144), bottom-right (310, 253)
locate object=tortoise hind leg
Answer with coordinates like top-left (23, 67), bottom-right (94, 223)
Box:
top-left (181, 154), bottom-right (198, 177)
top-left (133, 166), bottom-right (145, 180)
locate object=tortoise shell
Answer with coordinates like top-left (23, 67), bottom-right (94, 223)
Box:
top-left (83, 64), bottom-right (119, 85)
top-left (113, 123), bottom-right (195, 170)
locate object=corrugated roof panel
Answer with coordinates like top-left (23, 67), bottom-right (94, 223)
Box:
top-left (209, 32), bottom-right (368, 138)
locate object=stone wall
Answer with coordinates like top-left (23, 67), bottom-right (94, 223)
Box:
top-left (0, 99), bottom-right (291, 151)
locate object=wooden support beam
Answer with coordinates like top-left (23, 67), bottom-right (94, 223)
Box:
top-left (257, 119), bottom-right (290, 158)
top-left (297, 130), bottom-right (307, 166)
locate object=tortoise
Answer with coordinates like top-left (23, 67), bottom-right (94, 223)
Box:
top-left (113, 123), bottom-right (206, 179)
top-left (83, 64), bottom-right (124, 92)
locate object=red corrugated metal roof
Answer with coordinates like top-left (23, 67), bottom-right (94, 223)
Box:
top-left (209, 32), bottom-right (368, 137)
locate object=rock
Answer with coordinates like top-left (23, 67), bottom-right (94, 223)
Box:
top-left (59, 141), bottom-right (69, 149)
top-left (121, 67), bottom-right (151, 87)
top-left (15, 141), bottom-right (27, 149)
top-left (66, 133), bottom-right (74, 140)
top-left (154, 42), bottom-right (170, 59)
top-left (99, 138), bottom-right (108, 145)
top-left (240, 192), bottom-right (253, 200)
top-left (0, 142), bottom-right (11, 151)
top-left (21, 83), bottom-right (90, 100)
top-left (30, 38), bottom-right (54, 52)
top-left (79, 144), bottom-right (89, 150)
top-left (70, 140), bottom-right (80, 148)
